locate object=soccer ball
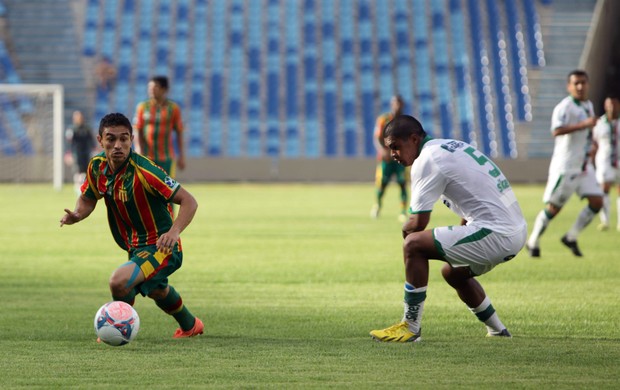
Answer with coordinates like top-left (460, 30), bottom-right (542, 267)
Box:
top-left (94, 301), bottom-right (140, 346)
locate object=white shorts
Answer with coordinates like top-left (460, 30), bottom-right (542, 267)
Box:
top-left (595, 165), bottom-right (620, 185)
top-left (543, 169), bottom-right (603, 207)
top-left (432, 223), bottom-right (527, 276)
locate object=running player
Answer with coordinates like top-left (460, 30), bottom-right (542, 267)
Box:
top-left (133, 75), bottom-right (186, 177)
top-left (592, 95), bottom-right (620, 231)
top-left (370, 95), bottom-right (409, 222)
top-left (526, 70), bottom-right (603, 257)
top-left (370, 115), bottom-right (526, 342)
top-left (60, 113), bottom-right (203, 339)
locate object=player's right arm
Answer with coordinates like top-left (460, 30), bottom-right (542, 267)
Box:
top-left (552, 116), bottom-right (598, 136)
top-left (60, 194), bottom-right (97, 226)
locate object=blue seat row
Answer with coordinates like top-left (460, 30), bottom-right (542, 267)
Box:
top-left (80, 0), bottom-right (548, 160)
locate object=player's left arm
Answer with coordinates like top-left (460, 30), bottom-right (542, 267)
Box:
top-left (402, 211), bottom-right (431, 238)
top-left (156, 187), bottom-right (197, 253)
top-left (174, 107), bottom-right (186, 170)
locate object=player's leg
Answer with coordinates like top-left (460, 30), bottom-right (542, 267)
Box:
top-left (527, 172), bottom-right (573, 257)
top-left (148, 285), bottom-right (203, 338)
top-left (616, 182), bottom-right (620, 230)
top-left (598, 182), bottom-right (612, 230)
top-left (126, 245), bottom-right (203, 337)
top-left (370, 230), bottom-right (437, 342)
top-left (563, 174), bottom-right (603, 256)
top-left (108, 261), bottom-right (144, 305)
top-left (437, 225), bottom-right (525, 336)
top-left (441, 266), bottom-right (509, 337)
top-left (395, 165), bottom-right (408, 222)
top-left (371, 162), bottom-right (389, 218)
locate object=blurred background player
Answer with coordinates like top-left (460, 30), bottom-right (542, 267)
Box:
top-left (526, 70), bottom-right (603, 258)
top-left (133, 75), bottom-right (186, 177)
top-left (65, 110), bottom-right (96, 195)
top-left (592, 95), bottom-right (620, 231)
top-left (370, 95), bottom-right (408, 222)
top-left (60, 112), bottom-right (203, 339)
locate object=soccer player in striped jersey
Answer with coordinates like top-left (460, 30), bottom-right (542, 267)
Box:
top-left (592, 96), bottom-right (620, 231)
top-left (526, 70), bottom-right (603, 257)
top-left (60, 113), bottom-right (203, 339)
top-left (133, 76), bottom-right (185, 178)
top-left (370, 95), bottom-right (408, 222)
top-left (370, 115), bottom-right (526, 342)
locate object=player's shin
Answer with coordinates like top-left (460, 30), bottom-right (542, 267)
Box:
top-left (468, 296), bottom-right (505, 334)
top-left (154, 285), bottom-right (196, 331)
top-left (402, 282), bottom-right (427, 333)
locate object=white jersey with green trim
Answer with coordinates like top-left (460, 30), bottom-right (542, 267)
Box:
top-left (549, 96), bottom-right (594, 173)
top-left (409, 139), bottom-right (526, 235)
top-left (592, 114), bottom-right (620, 170)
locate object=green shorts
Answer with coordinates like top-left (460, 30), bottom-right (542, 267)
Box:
top-left (375, 160), bottom-right (406, 186)
top-left (128, 244), bottom-right (183, 296)
top-left (153, 159), bottom-right (175, 178)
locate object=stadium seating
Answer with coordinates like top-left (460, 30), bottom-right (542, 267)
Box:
top-left (3, 0), bottom-right (573, 160)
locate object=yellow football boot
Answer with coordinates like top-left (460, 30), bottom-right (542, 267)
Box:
top-left (370, 321), bottom-right (421, 343)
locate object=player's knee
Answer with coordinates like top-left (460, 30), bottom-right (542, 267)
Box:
top-left (108, 275), bottom-right (131, 298)
top-left (441, 264), bottom-right (471, 289)
top-left (588, 196), bottom-right (603, 211)
top-left (147, 287), bottom-right (169, 300)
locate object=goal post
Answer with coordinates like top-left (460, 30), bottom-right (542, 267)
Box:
top-left (0, 84), bottom-right (64, 190)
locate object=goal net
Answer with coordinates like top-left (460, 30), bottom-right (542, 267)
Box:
top-left (0, 84), bottom-right (64, 190)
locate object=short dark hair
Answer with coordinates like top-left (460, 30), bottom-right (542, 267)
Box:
top-left (150, 75), bottom-right (169, 90)
top-left (384, 115), bottom-right (426, 140)
top-left (98, 113), bottom-right (132, 136)
top-left (567, 69), bottom-right (588, 81)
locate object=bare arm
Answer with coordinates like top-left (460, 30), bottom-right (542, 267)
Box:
top-left (402, 212), bottom-right (431, 239)
top-left (156, 187), bottom-right (198, 252)
top-left (60, 195), bottom-right (97, 226)
top-left (176, 129), bottom-right (186, 170)
top-left (552, 116), bottom-right (598, 136)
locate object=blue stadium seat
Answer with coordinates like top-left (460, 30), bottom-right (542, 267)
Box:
top-left (412, 0), bottom-right (435, 136)
top-left (505, 0), bottom-right (533, 122)
top-left (523, 0), bottom-right (546, 67)
top-left (448, 0), bottom-right (476, 145)
top-left (83, 0), bottom-right (99, 56)
top-left (340, 0), bottom-right (357, 157)
top-left (431, 0), bottom-right (454, 139)
top-left (283, 0), bottom-right (300, 157)
top-left (359, 0), bottom-right (376, 157)
top-left (321, 0), bottom-right (338, 157)
top-left (486, 0), bottom-right (517, 157)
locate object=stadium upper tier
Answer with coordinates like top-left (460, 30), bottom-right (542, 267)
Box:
top-left (0, 0), bottom-right (594, 160)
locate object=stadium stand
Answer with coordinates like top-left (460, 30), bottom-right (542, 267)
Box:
top-left (0, 0), bottom-right (601, 164)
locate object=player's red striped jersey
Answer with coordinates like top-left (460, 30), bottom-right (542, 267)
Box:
top-left (133, 99), bottom-right (184, 163)
top-left (374, 112), bottom-right (395, 160)
top-left (81, 150), bottom-right (181, 251)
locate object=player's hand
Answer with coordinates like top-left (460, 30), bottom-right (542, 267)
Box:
top-left (60, 209), bottom-right (80, 227)
top-left (583, 117), bottom-right (598, 129)
top-left (177, 156), bottom-right (186, 170)
top-left (156, 231), bottom-right (179, 254)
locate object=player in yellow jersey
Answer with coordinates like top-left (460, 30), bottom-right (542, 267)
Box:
top-left (370, 95), bottom-right (408, 221)
top-left (133, 75), bottom-right (186, 178)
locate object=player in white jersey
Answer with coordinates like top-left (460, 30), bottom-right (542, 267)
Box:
top-left (369, 115), bottom-right (526, 342)
top-left (526, 70), bottom-right (603, 258)
top-left (592, 96), bottom-right (620, 231)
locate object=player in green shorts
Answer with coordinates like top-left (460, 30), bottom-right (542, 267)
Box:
top-left (371, 95), bottom-right (408, 221)
top-left (60, 112), bottom-right (203, 340)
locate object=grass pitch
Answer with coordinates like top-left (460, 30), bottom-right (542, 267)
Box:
top-left (0, 183), bottom-right (619, 389)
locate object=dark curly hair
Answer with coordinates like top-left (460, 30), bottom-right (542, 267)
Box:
top-left (98, 113), bottom-right (132, 137)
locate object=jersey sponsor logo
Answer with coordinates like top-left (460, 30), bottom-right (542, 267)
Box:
top-left (440, 140), bottom-right (465, 153)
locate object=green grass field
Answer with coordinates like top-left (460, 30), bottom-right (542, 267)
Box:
top-left (1, 183), bottom-right (619, 389)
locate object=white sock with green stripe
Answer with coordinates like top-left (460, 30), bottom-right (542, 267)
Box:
top-left (402, 282), bottom-right (426, 334)
top-left (468, 296), bottom-right (505, 334)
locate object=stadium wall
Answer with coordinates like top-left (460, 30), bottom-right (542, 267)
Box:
top-left (173, 157), bottom-right (550, 184)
